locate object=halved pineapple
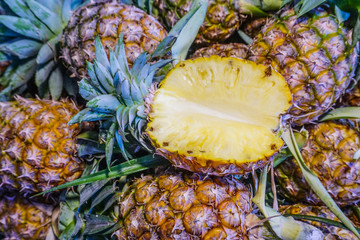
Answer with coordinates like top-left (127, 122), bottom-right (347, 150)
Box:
top-left (147, 56), bottom-right (292, 175)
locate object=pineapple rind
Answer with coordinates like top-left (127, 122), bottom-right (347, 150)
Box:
top-left (0, 97), bottom-right (84, 195)
top-left (248, 7), bottom-right (358, 126)
top-left (61, 0), bottom-right (167, 79)
top-left (147, 56), bottom-right (291, 175)
top-left (276, 121), bottom-right (360, 207)
top-left (115, 169), bottom-right (252, 239)
top-left (191, 43), bottom-right (249, 59)
top-left (0, 194), bottom-right (54, 240)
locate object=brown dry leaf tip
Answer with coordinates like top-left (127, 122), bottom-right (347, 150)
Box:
top-left (61, 0), bottom-right (167, 79)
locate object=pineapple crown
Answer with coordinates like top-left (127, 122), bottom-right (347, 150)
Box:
top-left (0, 0), bottom-right (86, 100)
top-left (70, 34), bottom-right (172, 161)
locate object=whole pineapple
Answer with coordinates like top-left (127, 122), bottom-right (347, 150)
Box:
top-left (191, 43), bottom-right (248, 58)
top-left (0, 193), bottom-right (55, 240)
top-left (276, 121), bottom-right (360, 207)
top-left (0, 96), bottom-right (84, 195)
top-left (152, 0), bottom-right (243, 45)
top-left (248, 6), bottom-right (358, 126)
top-left (61, 0), bottom-right (168, 79)
top-left (280, 204), bottom-right (360, 240)
top-left (114, 168), bottom-right (252, 239)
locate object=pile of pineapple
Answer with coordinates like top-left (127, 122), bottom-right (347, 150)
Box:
top-left (1, 0), bottom-right (360, 239)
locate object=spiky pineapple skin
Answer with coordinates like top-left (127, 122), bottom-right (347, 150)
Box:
top-left (115, 169), bottom-right (252, 239)
top-left (61, 0), bottom-right (167, 79)
top-left (191, 43), bottom-right (248, 58)
top-left (0, 194), bottom-right (55, 240)
top-left (152, 0), bottom-right (243, 45)
top-left (248, 6), bottom-right (358, 125)
top-left (0, 97), bottom-right (83, 195)
top-left (280, 204), bottom-right (360, 240)
top-left (276, 121), bottom-right (360, 207)
top-left (242, 17), bottom-right (268, 38)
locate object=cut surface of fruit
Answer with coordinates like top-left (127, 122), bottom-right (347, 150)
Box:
top-left (147, 56), bottom-right (291, 175)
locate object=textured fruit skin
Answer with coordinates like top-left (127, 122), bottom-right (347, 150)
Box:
top-left (0, 97), bottom-right (84, 195)
top-left (276, 121), bottom-right (360, 207)
top-left (248, 7), bottom-right (358, 126)
top-left (115, 169), bottom-right (252, 239)
top-left (243, 17), bottom-right (268, 38)
top-left (280, 204), bottom-right (360, 240)
top-left (153, 0), bottom-right (242, 45)
top-left (61, 0), bottom-right (167, 79)
top-left (0, 194), bottom-right (54, 240)
top-left (191, 43), bottom-right (248, 58)
top-left (344, 81), bottom-right (360, 106)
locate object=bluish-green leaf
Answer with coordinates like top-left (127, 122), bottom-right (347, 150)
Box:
top-left (61, 0), bottom-right (72, 23)
top-left (69, 108), bottom-right (91, 125)
top-left (114, 33), bottom-right (130, 78)
top-left (115, 130), bottom-right (130, 161)
top-left (0, 38), bottom-right (42, 59)
top-left (25, 0), bottom-right (62, 33)
top-left (90, 186), bottom-right (115, 211)
top-left (80, 111), bottom-right (112, 123)
top-left (297, 0), bottom-right (326, 16)
top-left (109, 49), bottom-right (121, 76)
top-left (105, 122), bottom-right (117, 169)
top-left (120, 79), bottom-right (133, 106)
top-left (3, 0), bottom-right (36, 21)
top-left (93, 60), bottom-right (115, 93)
top-left (86, 61), bottom-right (107, 94)
top-left (35, 60), bottom-right (55, 86)
top-left (0, 15), bottom-right (45, 40)
top-left (120, 107), bottom-right (130, 135)
top-left (95, 35), bottom-right (111, 71)
top-left (87, 94), bottom-right (121, 113)
top-left (128, 105), bottom-right (138, 130)
top-left (130, 52), bottom-right (147, 80)
top-left (48, 66), bottom-right (63, 100)
top-left (130, 79), bottom-right (143, 102)
top-left (37, 33), bottom-right (62, 64)
top-left (79, 78), bottom-right (102, 101)
top-left (135, 63), bottom-right (150, 84)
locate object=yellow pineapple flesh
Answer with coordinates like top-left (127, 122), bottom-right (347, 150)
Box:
top-left (146, 56), bottom-right (292, 175)
top-left (0, 97), bottom-right (84, 195)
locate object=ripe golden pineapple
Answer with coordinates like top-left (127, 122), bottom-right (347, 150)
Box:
top-left (0, 194), bottom-right (55, 240)
top-left (276, 121), bottom-right (360, 207)
top-left (146, 56), bottom-right (292, 175)
top-left (61, 0), bottom-right (167, 79)
top-left (114, 169), bottom-right (253, 239)
top-left (152, 0), bottom-right (243, 45)
top-left (248, 6), bottom-right (358, 126)
top-left (0, 97), bottom-right (84, 195)
top-left (191, 43), bottom-right (248, 58)
top-left (280, 204), bottom-right (360, 240)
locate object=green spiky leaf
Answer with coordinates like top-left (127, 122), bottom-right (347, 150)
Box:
top-left (320, 107), bottom-right (360, 121)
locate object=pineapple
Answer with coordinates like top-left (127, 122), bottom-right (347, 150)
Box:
top-left (242, 17), bottom-right (268, 38)
top-left (280, 204), bottom-right (360, 240)
top-left (0, 96), bottom-right (84, 195)
top-left (276, 121), bottom-right (360, 207)
top-left (191, 43), bottom-right (248, 58)
top-left (0, 193), bottom-right (55, 240)
top-left (343, 81), bottom-right (360, 106)
top-left (248, 6), bottom-right (358, 126)
top-left (114, 168), bottom-right (253, 239)
top-left (151, 0), bottom-right (282, 45)
top-left (73, 37), bottom-right (292, 176)
top-left (61, 0), bottom-right (168, 79)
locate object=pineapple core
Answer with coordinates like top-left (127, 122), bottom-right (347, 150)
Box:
top-left (147, 56), bottom-right (291, 166)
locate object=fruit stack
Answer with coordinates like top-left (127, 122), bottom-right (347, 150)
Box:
top-left (0, 0), bottom-right (360, 239)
